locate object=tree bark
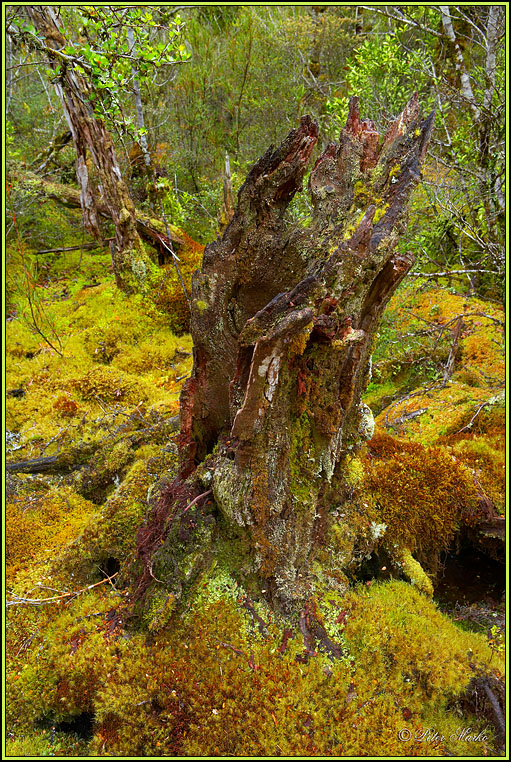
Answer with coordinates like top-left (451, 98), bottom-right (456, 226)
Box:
top-left (26, 6), bottom-right (155, 294)
top-left (218, 151), bottom-right (235, 232)
top-left (136, 96), bottom-right (434, 617)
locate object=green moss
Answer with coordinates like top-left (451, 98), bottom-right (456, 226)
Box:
top-left (195, 299), bottom-right (209, 313)
top-left (394, 546), bottom-right (434, 597)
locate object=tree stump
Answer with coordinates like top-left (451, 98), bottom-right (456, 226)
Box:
top-left (136, 95), bottom-right (434, 616)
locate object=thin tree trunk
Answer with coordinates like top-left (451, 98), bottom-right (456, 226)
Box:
top-left (136, 96), bottom-right (435, 618)
top-left (26, 6), bottom-right (155, 294)
top-left (440, 6), bottom-right (502, 244)
top-left (300, 5), bottom-right (328, 118)
top-left (440, 6), bottom-right (480, 123)
top-left (127, 26), bottom-right (156, 209)
top-left (218, 151), bottom-right (235, 232)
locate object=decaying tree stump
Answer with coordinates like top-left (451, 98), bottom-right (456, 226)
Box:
top-left (136, 95), bottom-right (434, 616)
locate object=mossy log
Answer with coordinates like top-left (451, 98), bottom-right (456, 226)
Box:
top-left (6, 416), bottom-right (179, 491)
top-left (137, 96), bottom-right (435, 616)
top-left (10, 168), bottom-right (184, 255)
top-left (5, 454), bottom-right (81, 475)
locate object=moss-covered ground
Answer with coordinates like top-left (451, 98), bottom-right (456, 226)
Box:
top-left (5, 210), bottom-right (505, 757)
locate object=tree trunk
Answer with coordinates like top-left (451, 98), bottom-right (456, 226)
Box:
top-left (126, 25), bottom-right (157, 210)
top-left (136, 96), bottom-right (434, 617)
top-left (299, 5), bottom-right (328, 119)
top-left (218, 152), bottom-right (235, 232)
top-left (26, 6), bottom-right (155, 294)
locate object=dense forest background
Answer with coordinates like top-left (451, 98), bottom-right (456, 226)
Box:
top-left (6, 4), bottom-right (505, 288)
top-left (5, 4), bottom-right (506, 758)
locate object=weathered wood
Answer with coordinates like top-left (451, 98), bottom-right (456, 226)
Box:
top-left (137, 96), bottom-right (435, 615)
top-left (26, 6), bottom-right (156, 293)
top-left (6, 454), bottom-right (78, 475)
top-left (6, 416), bottom-right (179, 476)
top-left (218, 152), bottom-right (235, 232)
top-left (10, 168), bottom-right (184, 255)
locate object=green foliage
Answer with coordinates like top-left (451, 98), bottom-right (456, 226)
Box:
top-left (325, 32), bottom-right (432, 134)
top-left (12, 7), bottom-right (190, 143)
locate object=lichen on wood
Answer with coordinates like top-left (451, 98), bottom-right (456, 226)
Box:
top-left (137, 95), bottom-right (435, 616)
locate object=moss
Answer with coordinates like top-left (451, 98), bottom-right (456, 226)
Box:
top-left (5, 729), bottom-right (89, 757)
top-left (285, 321), bottom-right (313, 358)
top-left (195, 299), bottom-right (209, 313)
top-left (394, 546), bottom-right (434, 597)
top-left (373, 203), bottom-right (389, 223)
top-left (119, 207), bottom-right (131, 224)
top-left (345, 456), bottom-right (364, 485)
top-left (55, 459), bottom-right (155, 585)
top-left (143, 493), bottom-right (217, 618)
top-left (6, 486), bottom-right (96, 585)
top-left (212, 457), bottom-right (252, 527)
top-left (151, 232), bottom-right (204, 332)
top-left (7, 575), bottom-right (502, 757)
top-left (365, 284), bottom-right (504, 444)
top-left (362, 430), bottom-right (480, 568)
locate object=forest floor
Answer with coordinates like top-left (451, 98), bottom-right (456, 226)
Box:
top-left (5, 204), bottom-right (506, 757)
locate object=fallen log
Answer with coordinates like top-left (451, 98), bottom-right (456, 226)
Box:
top-left (6, 415), bottom-right (179, 477)
top-left (6, 453), bottom-right (85, 475)
top-left (9, 168), bottom-right (185, 254)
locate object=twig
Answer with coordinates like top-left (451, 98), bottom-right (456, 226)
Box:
top-left (34, 240), bottom-right (113, 255)
top-left (182, 489), bottom-right (212, 514)
top-left (456, 402), bottom-right (490, 434)
top-left (6, 572), bottom-right (119, 607)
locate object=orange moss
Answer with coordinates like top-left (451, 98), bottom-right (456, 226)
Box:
top-left (6, 580), bottom-right (501, 757)
top-left (154, 232), bottom-right (204, 332)
top-left (363, 431), bottom-right (480, 561)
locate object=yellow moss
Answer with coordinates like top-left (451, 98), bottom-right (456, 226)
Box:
top-left (6, 487), bottom-right (96, 585)
top-left (345, 456), bottom-right (364, 485)
top-left (286, 321), bottom-right (313, 358)
top-left (373, 203), bottom-right (389, 223)
top-left (395, 546), bottom-right (434, 597)
top-left (195, 299), bottom-right (209, 313)
top-left (6, 578), bottom-right (502, 758)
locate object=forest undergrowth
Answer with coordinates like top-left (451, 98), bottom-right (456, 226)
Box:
top-left (5, 202), bottom-right (505, 757)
